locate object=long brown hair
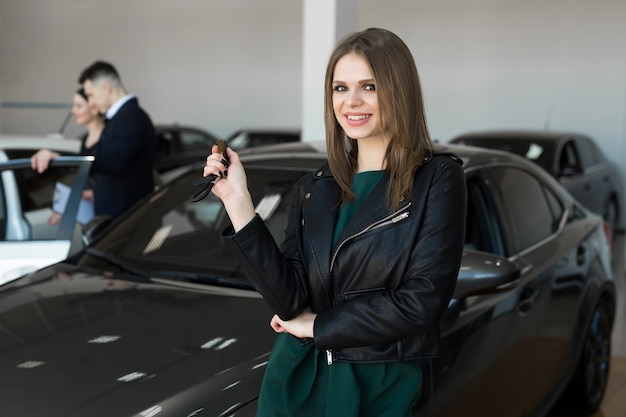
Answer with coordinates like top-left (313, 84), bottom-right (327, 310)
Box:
top-left (325, 28), bottom-right (433, 210)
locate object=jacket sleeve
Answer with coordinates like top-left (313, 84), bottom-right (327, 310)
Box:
top-left (313, 157), bottom-right (467, 351)
top-left (222, 177), bottom-right (311, 320)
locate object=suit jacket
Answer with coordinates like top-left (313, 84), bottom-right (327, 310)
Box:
top-left (91, 97), bottom-right (155, 219)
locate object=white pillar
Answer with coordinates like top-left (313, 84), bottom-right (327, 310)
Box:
top-left (301, 0), bottom-right (358, 143)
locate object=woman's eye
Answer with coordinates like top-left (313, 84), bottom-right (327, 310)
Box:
top-left (333, 85), bottom-right (347, 92)
top-left (364, 84), bottom-right (376, 91)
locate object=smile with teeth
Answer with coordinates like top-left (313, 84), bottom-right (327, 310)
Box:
top-left (347, 114), bottom-right (370, 120)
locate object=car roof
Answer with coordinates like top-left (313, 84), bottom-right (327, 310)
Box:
top-left (230, 127), bottom-right (300, 133)
top-left (449, 130), bottom-right (588, 143)
top-left (226, 127), bottom-right (301, 139)
top-left (0, 133), bottom-right (81, 153)
top-left (232, 140), bottom-right (570, 208)
top-left (237, 140), bottom-right (529, 169)
top-left (238, 140), bottom-right (323, 156)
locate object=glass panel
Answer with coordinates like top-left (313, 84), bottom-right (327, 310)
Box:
top-left (156, 132), bottom-right (177, 157)
top-left (574, 137), bottom-right (601, 168)
top-left (488, 167), bottom-right (560, 252)
top-left (179, 131), bottom-right (218, 152)
top-left (87, 166), bottom-right (313, 280)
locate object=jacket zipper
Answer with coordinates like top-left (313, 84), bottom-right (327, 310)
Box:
top-left (330, 202), bottom-right (411, 271)
top-left (325, 203), bottom-right (411, 366)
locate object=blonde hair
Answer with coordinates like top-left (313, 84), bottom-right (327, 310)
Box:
top-left (324, 28), bottom-right (433, 209)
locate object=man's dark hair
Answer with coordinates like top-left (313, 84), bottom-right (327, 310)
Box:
top-left (78, 60), bottom-right (121, 84)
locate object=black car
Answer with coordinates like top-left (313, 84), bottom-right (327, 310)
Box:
top-left (225, 127), bottom-right (300, 150)
top-left (449, 130), bottom-right (623, 237)
top-left (154, 124), bottom-right (222, 173)
top-left (0, 142), bottom-right (615, 416)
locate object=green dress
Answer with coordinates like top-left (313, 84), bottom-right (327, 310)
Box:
top-left (256, 171), bottom-right (423, 417)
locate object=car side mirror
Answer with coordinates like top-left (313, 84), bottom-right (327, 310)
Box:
top-left (81, 215), bottom-right (112, 246)
top-left (453, 249), bottom-right (521, 299)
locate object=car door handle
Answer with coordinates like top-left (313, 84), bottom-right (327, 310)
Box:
top-left (576, 245), bottom-right (586, 266)
top-left (518, 286), bottom-right (538, 315)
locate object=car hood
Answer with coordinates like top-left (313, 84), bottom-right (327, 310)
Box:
top-left (0, 264), bottom-right (275, 417)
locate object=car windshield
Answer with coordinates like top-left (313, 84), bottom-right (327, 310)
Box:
top-left (77, 164), bottom-right (316, 287)
top-left (460, 138), bottom-right (556, 172)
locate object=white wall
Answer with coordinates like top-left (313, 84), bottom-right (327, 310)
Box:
top-left (2, 1), bottom-right (624, 141)
top-left (0, 0), bottom-right (303, 139)
top-left (358, 0), bottom-right (626, 145)
top-left (1, 0), bottom-right (625, 221)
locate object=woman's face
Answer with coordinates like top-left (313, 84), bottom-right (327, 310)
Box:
top-left (332, 53), bottom-right (382, 142)
top-left (71, 93), bottom-right (99, 126)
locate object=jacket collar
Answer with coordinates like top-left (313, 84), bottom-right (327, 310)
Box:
top-left (105, 94), bottom-right (136, 120)
top-left (302, 165), bottom-right (403, 276)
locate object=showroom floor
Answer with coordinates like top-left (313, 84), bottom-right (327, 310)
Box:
top-left (549, 232), bottom-right (626, 417)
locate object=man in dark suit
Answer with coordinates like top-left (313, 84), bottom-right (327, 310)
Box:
top-left (79, 61), bottom-right (156, 219)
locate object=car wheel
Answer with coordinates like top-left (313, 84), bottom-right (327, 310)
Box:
top-left (563, 303), bottom-right (612, 414)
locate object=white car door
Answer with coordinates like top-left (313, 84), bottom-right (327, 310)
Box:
top-left (0, 156), bottom-right (94, 285)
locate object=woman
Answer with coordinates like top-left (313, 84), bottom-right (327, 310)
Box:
top-left (31, 87), bottom-right (104, 225)
top-left (204, 28), bottom-right (466, 416)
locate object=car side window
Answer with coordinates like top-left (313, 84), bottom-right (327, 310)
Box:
top-left (486, 166), bottom-right (563, 254)
top-left (13, 166), bottom-right (74, 212)
top-left (575, 136), bottom-right (602, 168)
top-left (178, 131), bottom-right (219, 152)
top-left (464, 173), bottom-right (508, 256)
top-left (249, 134), bottom-right (298, 148)
top-left (156, 132), bottom-right (178, 157)
top-left (559, 140), bottom-right (582, 175)
top-left (249, 134), bottom-right (269, 148)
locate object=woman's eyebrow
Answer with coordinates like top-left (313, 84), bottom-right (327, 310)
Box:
top-left (332, 78), bottom-right (375, 84)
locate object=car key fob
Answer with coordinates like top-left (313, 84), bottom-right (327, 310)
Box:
top-left (190, 140), bottom-right (228, 202)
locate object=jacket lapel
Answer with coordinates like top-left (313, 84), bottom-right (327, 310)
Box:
top-left (302, 176), bottom-right (340, 275)
top-left (302, 171), bottom-right (395, 267)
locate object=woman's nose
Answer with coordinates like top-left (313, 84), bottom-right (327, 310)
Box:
top-left (345, 89), bottom-right (363, 106)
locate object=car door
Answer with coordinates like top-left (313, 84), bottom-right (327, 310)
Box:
top-left (482, 164), bottom-right (575, 414)
top-left (0, 156), bottom-right (93, 285)
top-left (574, 136), bottom-right (612, 216)
top-left (418, 168), bottom-right (537, 417)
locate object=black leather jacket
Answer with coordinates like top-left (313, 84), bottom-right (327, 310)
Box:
top-left (224, 151), bottom-right (466, 364)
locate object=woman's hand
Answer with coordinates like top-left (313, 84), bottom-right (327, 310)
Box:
top-left (203, 145), bottom-right (255, 232)
top-left (270, 308), bottom-right (317, 339)
top-left (31, 149), bottom-right (60, 173)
